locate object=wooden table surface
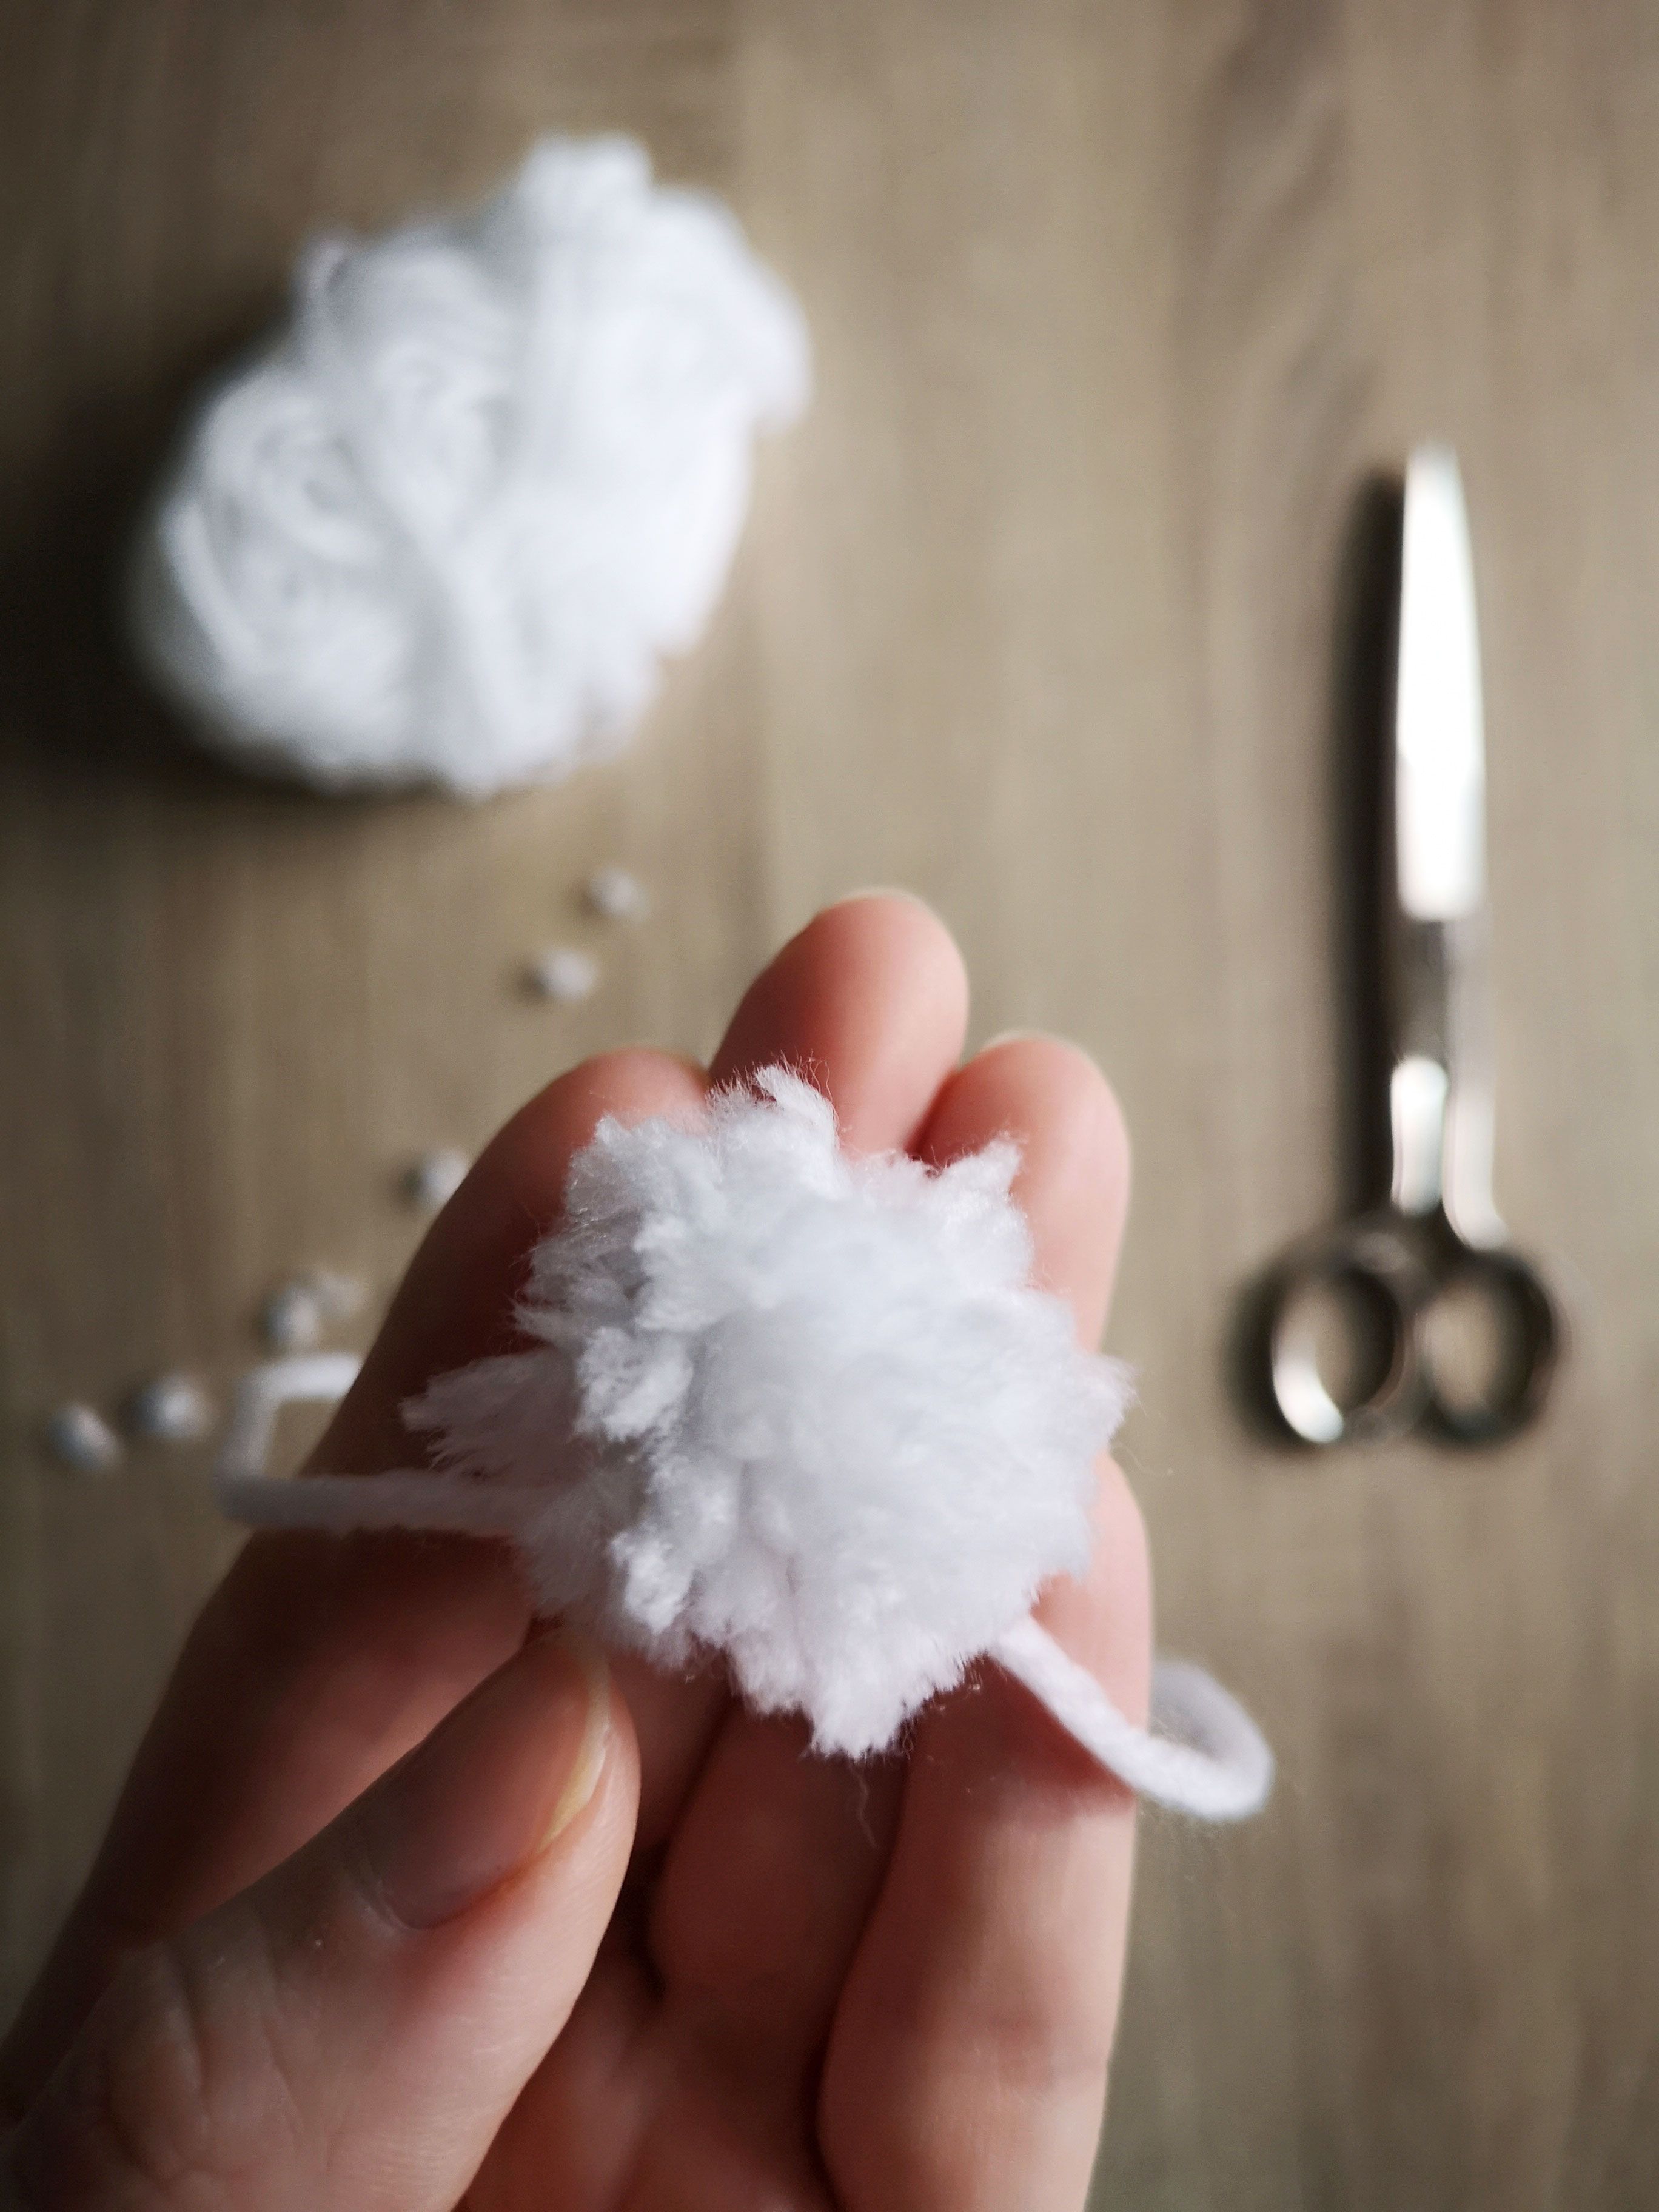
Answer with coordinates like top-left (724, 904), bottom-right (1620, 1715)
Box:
top-left (5, 4), bottom-right (1658, 2204)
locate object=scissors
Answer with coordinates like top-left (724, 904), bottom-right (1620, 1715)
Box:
top-left (1260, 445), bottom-right (1561, 1447)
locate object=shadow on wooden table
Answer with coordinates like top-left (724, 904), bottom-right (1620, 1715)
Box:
top-left (0, 307), bottom-right (357, 821)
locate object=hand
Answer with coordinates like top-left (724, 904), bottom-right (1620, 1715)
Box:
top-left (2, 893), bottom-right (1148, 2211)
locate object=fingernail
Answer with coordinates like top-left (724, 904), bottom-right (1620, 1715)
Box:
top-left (358, 1627), bottom-right (611, 1930)
top-left (979, 1029), bottom-right (1102, 1068)
top-left (835, 886), bottom-right (940, 914)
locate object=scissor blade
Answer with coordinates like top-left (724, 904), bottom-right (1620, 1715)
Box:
top-left (1395, 445), bottom-right (1486, 920)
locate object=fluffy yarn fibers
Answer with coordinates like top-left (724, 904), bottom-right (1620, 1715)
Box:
top-left (410, 1070), bottom-right (1129, 1755)
top-left (130, 136), bottom-right (808, 796)
top-left (216, 1072), bottom-right (1274, 1817)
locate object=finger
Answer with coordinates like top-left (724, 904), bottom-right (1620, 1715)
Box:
top-left (307, 1047), bottom-right (728, 1856)
top-left (488, 894), bottom-right (970, 2181)
top-left (8, 1631), bottom-right (639, 2212)
top-left (618, 892), bottom-right (968, 1892)
top-left (923, 1031), bottom-right (1131, 1342)
top-left (474, 1731), bottom-right (905, 2212)
top-left (623, 893), bottom-right (966, 1877)
top-left (645, 1716), bottom-right (907, 2080)
top-left (648, 896), bottom-right (967, 2056)
top-left (1, 1051), bottom-right (711, 2116)
top-left (822, 1034), bottom-right (1147, 2212)
top-left (711, 889), bottom-right (969, 1150)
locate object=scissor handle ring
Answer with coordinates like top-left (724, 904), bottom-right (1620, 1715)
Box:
top-left (1262, 1218), bottom-right (1432, 1447)
top-left (1417, 1242), bottom-right (1561, 1446)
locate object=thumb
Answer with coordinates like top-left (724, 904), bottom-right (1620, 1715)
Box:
top-left (8, 1626), bottom-right (637, 2212)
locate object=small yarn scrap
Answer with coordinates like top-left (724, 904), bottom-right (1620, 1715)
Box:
top-left (263, 1269), bottom-right (367, 1352)
top-left (45, 1403), bottom-right (123, 1475)
top-left (406, 1149), bottom-right (470, 1213)
top-left (217, 1070), bottom-right (1273, 1821)
top-left (584, 865), bottom-right (650, 923)
top-left (529, 945), bottom-right (600, 1003)
top-left (129, 1373), bottom-right (214, 1444)
top-left (129, 135), bottom-right (809, 797)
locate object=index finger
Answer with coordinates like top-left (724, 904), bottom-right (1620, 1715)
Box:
top-left (0, 1048), bottom-right (705, 2115)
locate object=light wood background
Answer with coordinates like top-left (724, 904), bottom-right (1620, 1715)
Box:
top-left (4, 4), bottom-right (1658, 2204)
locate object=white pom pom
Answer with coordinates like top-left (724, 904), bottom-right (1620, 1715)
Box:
top-left (130, 135), bottom-right (810, 797)
top-left (411, 1068), bottom-right (1126, 1754)
top-left (215, 1073), bottom-right (1273, 1818)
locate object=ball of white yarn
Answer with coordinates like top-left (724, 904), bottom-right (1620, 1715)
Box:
top-left (130, 136), bottom-right (809, 796)
top-left (406, 1069), bottom-right (1130, 1755)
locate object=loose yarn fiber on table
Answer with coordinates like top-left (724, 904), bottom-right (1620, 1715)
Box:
top-left (219, 1070), bottom-right (1274, 1821)
top-left (131, 136), bottom-right (809, 796)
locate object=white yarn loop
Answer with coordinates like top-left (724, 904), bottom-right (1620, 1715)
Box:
top-left (132, 136), bottom-right (809, 795)
top-left (213, 1075), bottom-right (1273, 1823)
top-left (992, 1618), bottom-right (1274, 1823)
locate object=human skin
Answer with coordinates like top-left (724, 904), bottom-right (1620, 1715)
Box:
top-left (1, 891), bottom-right (1150, 2211)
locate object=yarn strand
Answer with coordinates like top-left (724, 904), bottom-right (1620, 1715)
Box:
top-left (212, 1352), bottom-right (537, 1540)
top-left (216, 1356), bottom-right (1273, 1821)
top-left (991, 1615), bottom-right (1275, 1822)
top-left (216, 1467), bottom-right (536, 1541)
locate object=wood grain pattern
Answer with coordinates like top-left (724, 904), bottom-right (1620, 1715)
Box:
top-left (5, 4), bottom-right (1659, 2204)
